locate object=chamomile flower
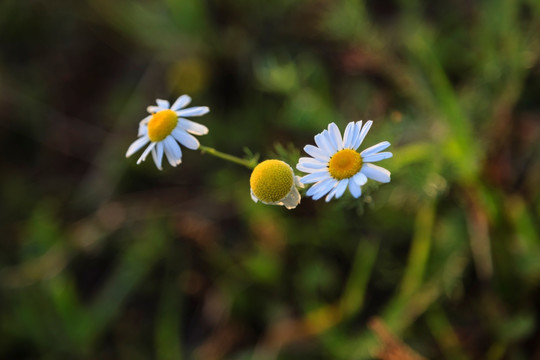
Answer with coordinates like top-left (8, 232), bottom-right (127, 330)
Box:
top-left (126, 95), bottom-right (209, 170)
top-left (297, 121), bottom-right (392, 202)
top-left (250, 160), bottom-right (304, 210)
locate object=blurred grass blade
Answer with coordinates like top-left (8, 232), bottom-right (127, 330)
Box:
top-left (400, 199), bottom-right (436, 298)
top-left (155, 272), bottom-right (183, 360)
top-left (86, 223), bottom-right (166, 343)
top-left (426, 304), bottom-right (470, 360)
top-left (351, 251), bottom-right (469, 359)
top-left (339, 240), bottom-right (379, 317)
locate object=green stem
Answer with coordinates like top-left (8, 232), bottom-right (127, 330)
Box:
top-left (199, 145), bottom-right (257, 169)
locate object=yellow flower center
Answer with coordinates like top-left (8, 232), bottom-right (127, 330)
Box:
top-left (250, 160), bottom-right (293, 203)
top-left (328, 149), bottom-right (363, 180)
top-left (147, 109), bottom-right (178, 142)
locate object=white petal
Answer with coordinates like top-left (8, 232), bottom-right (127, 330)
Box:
top-left (138, 124), bottom-right (147, 137)
top-left (314, 133), bottom-right (334, 156)
top-left (304, 145), bottom-right (330, 161)
top-left (327, 123), bottom-right (343, 150)
top-left (250, 189), bottom-right (259, 203)
top-left (348, 180), bottom-right (362, 198)
top-left (296, 162), bottom-right (326, 173)
top-left (138, 112), bottom-right (152, 135)
top-left (312, 184), bottom-right (336, 200)
top-left (297, 161), bottom-right (327, 170)
top-left (353, 120), bottom-right (373, 150)
top-left (136, 142), bottom-right (156, 164)
top-left (163, 148), bottom-right (176, 167)
top-left (301, 170), bottom-right (331, 184)
top-left (280, 185), bottom-right (301, 209)
top-left (362, 152), bottom-right (393, 163)
top-left (361, 163), bottom-right (391, 183)
top-left (147, 105), bottom-right (161, 113)
top-left (178, 118), bottom-right (209, 135)
top-left (139, 115), bottom-right (152, 126)
top-left (353, 172), bottom-right (368, 186)
top-left (360, 141), bottom-right (391, 156)
top-left (349, 121), bottom-right (361, 149)
top-left (156, 99), bottom-right (170, 109)
top-left (325, 185), bottom-right (340, 202)
top-left (176, 106), bottom-right (210, 117)
top-left (298, 156), bottom-right (325, 164)
top-left (306, 186), bottom-right (317, 197)
top-left (172, 128), bottom-right (199, 150)
top-left (151, 142), bottom-right (164, 170)
top-left (171, 95), bottom-right (192, 110)
top-left (298, 157), bottom-right (327, 166)
top-left (126, 136), bottom-right (150, 157)
top-left (322, 130), bottom-right (338, 153)
top-left (294, 176), bottom-right (304, 188)
top-left (324, 178), bottom-right (348, 202)
top-left (162, 138), bottom-right (175, 167)
top-left (156, 142), bottom-right (164, 168)
top-left (343, 122), bottom-right (357, 149)
top-left (163, 136), bottom-right (182, 166)
top-left (151, 147), bottom-right (159, 170)
top-left (308, 178), bottom-right (336, 199)
top-left (334, 179), bottom-right (349, 199)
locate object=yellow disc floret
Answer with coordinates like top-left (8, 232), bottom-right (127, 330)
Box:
top-left (250, 160), bottom-right (293, 203)
top-left (328, 149), bottom-right (363, 180)
top-left (147, 109), bottom-right (178, 142)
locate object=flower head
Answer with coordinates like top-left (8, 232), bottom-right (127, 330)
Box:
top-left (297, 121), bottom-right (392, 202)
top-left (126, 95), bottom-right (209, 170)
top-left (250, 160), bottom-right (304, 210)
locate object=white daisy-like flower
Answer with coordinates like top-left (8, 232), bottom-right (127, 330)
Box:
top-left (296, 121), bottom-right (392, 202)
top-left (250, 159), bottom-right (304, 210)
top-left (126, 95), bottom-right (210, 170)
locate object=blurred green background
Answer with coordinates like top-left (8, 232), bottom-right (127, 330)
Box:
top-left (1, 0), bottom-right (540, 359)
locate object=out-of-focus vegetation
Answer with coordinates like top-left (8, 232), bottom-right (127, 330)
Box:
top-left (1, 0), bottom-right (540, 359)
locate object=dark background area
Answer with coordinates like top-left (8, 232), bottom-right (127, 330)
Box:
top-left (1, 0), bottom-right (540, 359)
